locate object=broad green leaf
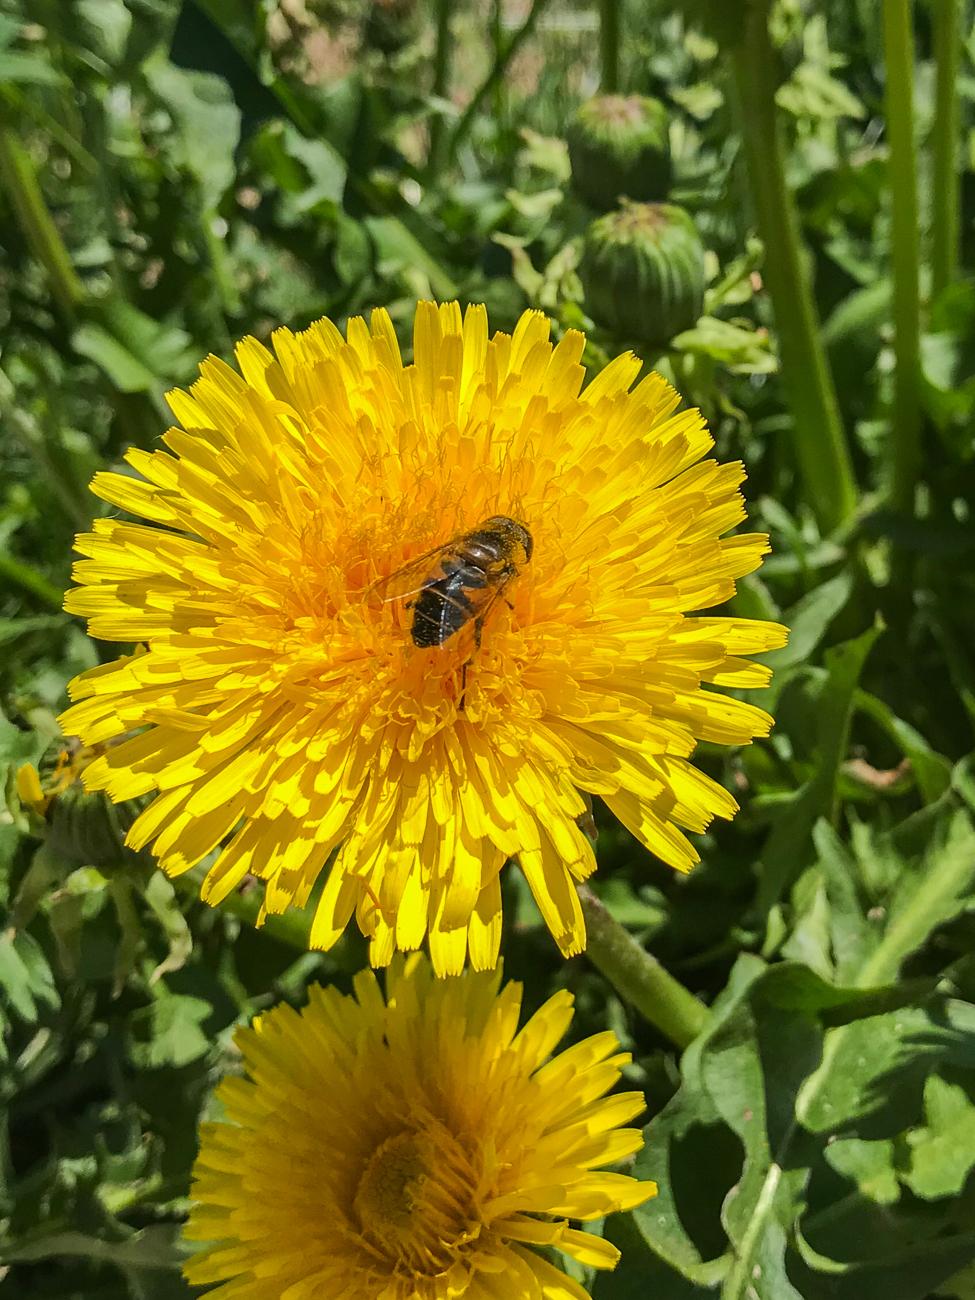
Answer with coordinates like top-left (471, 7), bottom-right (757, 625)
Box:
top-left (594, 1211), bottom-right (718, 1298)
top-left (799, 809), bottom-right (975, 1131)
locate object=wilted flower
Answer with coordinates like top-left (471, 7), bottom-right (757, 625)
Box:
top-left (184, 954), bottom-right (656, 1300)
top-left (61, 302), bottom-right (786, 972)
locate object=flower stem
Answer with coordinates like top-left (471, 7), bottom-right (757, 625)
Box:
top-left (883, 0), bottom-right (923, 516)
top-left (930, 0), bottom-right (961, 299)
top-left (448, 0), bottom-right (554, 162)
top-left (599, 0), bottom-right (620, 94)
top-left (579, 886), bottom-right (709, 1050)
top-left (0, 124), bottom-right (85, 321)
top-left (427, 0), bottom-right (454, 173)
top-left (727, 1), bottom-right (857, 535)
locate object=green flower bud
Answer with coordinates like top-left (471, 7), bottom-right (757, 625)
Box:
top-left (567, 95), bottom-right (672, 212)
top-left (579, 201), bottom-right (706, 348)
top-left (19, 741), bottom-right (151, 870)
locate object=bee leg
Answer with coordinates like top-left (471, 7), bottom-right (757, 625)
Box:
top-left (459, 620), bottom-right (483, 712)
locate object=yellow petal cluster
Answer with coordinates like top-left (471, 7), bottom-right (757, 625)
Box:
top-left (184, 954), bottom-right (656, 1300)
top-left (60, 302), bottom-right (786, 973)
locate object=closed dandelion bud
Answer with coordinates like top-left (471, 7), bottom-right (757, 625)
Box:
top-left (567, 95), bottom-right (672, 212)
top-left (19, 742), bottom-right (150, 870)
top-left (579, 201), bottom-right (706, 347)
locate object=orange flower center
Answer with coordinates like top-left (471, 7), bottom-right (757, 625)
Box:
top-left (353, 1126), bottom-right (484, 1275)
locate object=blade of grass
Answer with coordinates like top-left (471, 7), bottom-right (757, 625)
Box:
top-left (0, 123), bottom-right (85, 321)
top-left (0, 552), bottom-right (64, 611)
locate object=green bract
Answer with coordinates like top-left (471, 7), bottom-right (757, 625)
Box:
top-left (567, 95), bottom-right (672, 211)
top-left (579, 201), bottom-right (706, 347)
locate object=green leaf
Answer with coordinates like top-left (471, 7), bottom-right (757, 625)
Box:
top-left (594, 1211), bottom-right (716, 1298)
top-left (854, 690), bottom-right (952, 804)
top-left (143, 872), bottom-right (193, 984)
top-left (365, 216), bottom-right (458, 299)
top-left (279, 127), bottom-right (347, 215)
top-left (0, 930), bottom-right (59, 1024)
top-left (0, 50), bottom-right (65, 85)
top-left (672, 316), bottom-right (777, 375)
top-left (144, 56), bottom-right (241, 211)
top-left (760, 571), bottom-right (853, 673)
top-left (902, 1075), bottom-right (975, 1200)
top-left (128, 990), bottom-right (212, 1069)
top-left (72, 321), bottom-right (155, 392)
top-left (73, 301), bottom-right (194, 392)
top-left (824, 1136), bottom-right (900, 1204)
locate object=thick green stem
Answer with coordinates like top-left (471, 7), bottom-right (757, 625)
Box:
top-left (579, 886), bottom-right (709, 1050)
top-left (427, 0), bottom-right (455, 173)
top-left (728, 1), bottom-right (857, 535)
top-left (0, 125), bottom-right (85, 320)
top-left (599, 0), bottom-right (620, 94)
top-left (448, 0), bottom-right (554, 162)
top-left (930, 0), bottom-right (960, 299)
top-left (883, 0), bottom-right (923, 516)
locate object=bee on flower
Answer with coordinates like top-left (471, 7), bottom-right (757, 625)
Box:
top-left (60, 301), bottom-right (787, 974)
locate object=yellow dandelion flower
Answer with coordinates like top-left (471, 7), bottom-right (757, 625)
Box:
top-left (60, 302), bottom-right (787, 974)
top-left (184, 953), bottom-right (656, 1300)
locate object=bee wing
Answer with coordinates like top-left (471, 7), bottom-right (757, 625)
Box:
top-left (368, 542), bottom-right (452, 606)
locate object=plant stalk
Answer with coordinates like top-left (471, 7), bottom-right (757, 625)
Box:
top-left (728, 1), bottom-right (857, 534)
top-left (579, 886), bottom-right (709, 1050)
top-left (0, 125), bottom-right (85, 321)
top-left (883, 0), bottom-right (923, 516)
top-left (448, 0), bottom-right (554, 162)
top-left (428, 0), bottom-right (455, 173)
top-left (599, 0), bottom-right (620, 94)
top-left (930, 0), bottom-right (961, 298)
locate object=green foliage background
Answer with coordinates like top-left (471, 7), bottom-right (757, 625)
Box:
top-left (1, 0), bottom-right (975, 1296)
